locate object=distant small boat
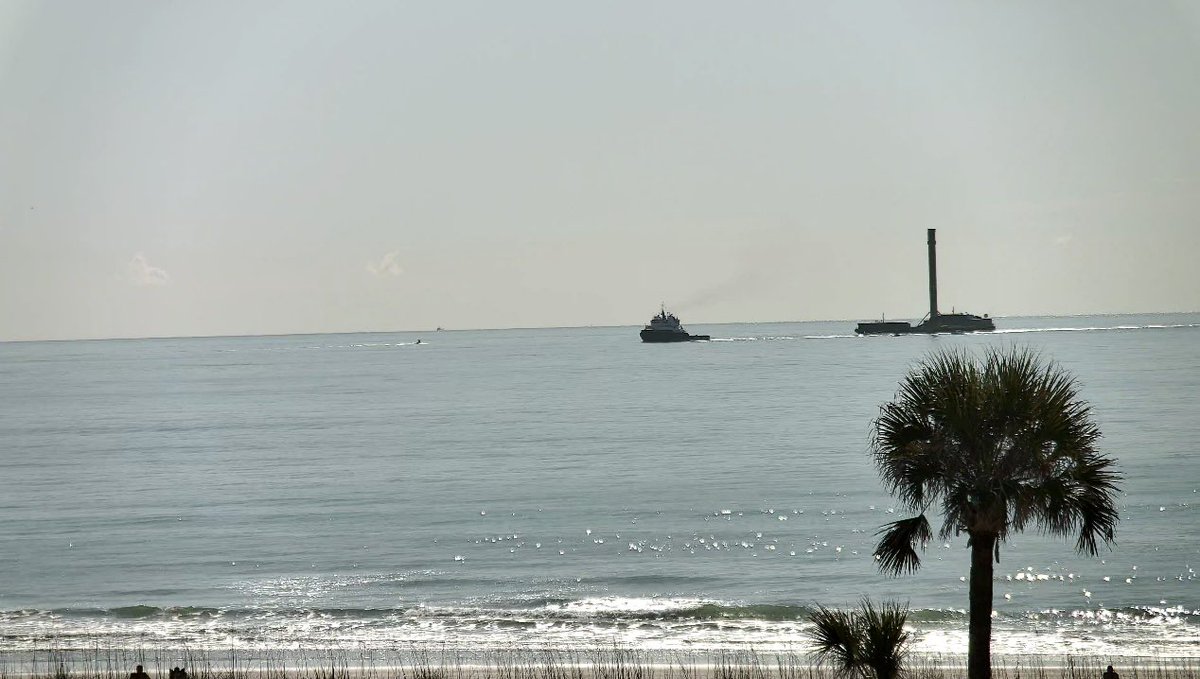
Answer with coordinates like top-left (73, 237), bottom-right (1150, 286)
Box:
top-left (640, 307), bottom-right (710, 343)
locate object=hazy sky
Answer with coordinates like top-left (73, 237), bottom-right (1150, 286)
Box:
top-left (3, 1), bottom-right (1199, 340)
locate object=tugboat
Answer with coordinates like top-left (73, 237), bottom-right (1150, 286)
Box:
top-left (855, 229), bottom-right (995, 335)
top-left (640, 307), bottom-right (710, 343)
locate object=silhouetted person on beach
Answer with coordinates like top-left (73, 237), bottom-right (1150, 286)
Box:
top-left (1103, 666), bottom-right (1119, 679)
top-left (130, 665), bottom-right (150, 679)
top-left (169, 667), bottom-right (188, 679)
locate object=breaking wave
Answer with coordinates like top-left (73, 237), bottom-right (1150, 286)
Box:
top-left (3, 600), bottom-right (1198, 656)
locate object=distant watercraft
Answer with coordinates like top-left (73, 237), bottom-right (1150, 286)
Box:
top-left (640, 308), bottom-right (710, 343)
top-left (855, 229), bottom-right (995, 335)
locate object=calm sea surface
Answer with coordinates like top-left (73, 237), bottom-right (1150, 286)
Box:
top-left (1, 315), bottom-right (1198, 659)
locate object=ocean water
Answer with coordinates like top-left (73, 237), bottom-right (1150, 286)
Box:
top-left (1, 314), bottom-right (1198, 660)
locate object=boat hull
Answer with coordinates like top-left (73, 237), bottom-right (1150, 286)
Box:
top-left (640, 329), bottom-right (710, 343)
top-left (855, 314), bottom-right (994, 335)
top-left (913, 313), bottom-right (995, 333)
top-left (855, 321), bottom-right (913, 335)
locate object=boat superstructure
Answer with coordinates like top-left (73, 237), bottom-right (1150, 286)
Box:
top-left (640, 307), bottom-right (710, 343)
top-left (855, 229), bottom-right (994, 335)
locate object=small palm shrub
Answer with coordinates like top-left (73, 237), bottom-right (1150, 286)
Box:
top-left (808, 598), bottom-right (910, 679)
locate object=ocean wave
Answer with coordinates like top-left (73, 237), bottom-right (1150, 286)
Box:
top-left (528, 598), bottom-right (812, 621)
top-left (11, 600), bottom-right (1200, 624)
top-left (1, 598), bottom-right (1199, 656)
top-left (9, 600), bottom-right (1199, 628)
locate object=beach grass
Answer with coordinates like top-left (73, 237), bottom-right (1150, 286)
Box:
top-left (3, 647), bottom-right (1198, 679)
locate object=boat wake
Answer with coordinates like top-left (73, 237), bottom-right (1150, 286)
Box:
top-left (709, 336), bottom-right (799, 342)
top-left (992, 323), bottom-right (1200, 335)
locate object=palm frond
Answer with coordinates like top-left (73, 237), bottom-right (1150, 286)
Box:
top-left (873, 515), bottom-right (931, 576)
top-left (871, 409), bottom-right (945, 510)
top-left (858, 598), bottom-right (910, 679)
top-left (808, 605), bottom-right (863, 677)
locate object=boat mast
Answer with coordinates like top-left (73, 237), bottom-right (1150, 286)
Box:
top-left (927, 228), bottom-right (939, 319)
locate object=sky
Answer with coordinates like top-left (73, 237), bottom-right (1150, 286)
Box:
top-left (2, 1), bottom-right (1199, 341)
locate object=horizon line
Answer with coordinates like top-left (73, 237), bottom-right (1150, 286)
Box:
top-left (2, 309), bottom-right (1198, 345)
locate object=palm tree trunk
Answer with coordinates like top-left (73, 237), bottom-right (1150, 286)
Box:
top-left (968, 532), bottom-right (997, 679)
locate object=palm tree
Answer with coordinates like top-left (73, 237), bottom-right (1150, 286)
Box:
top-left (871, 347), bottom-right (1120, 679)
top-left (808, 598), bottom-right (910, 679)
